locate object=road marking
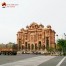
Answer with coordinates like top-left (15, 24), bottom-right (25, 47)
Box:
top-left (0, 56), bottom-right (55, 66)
top-left (56, 56), bottom-right (66, 66)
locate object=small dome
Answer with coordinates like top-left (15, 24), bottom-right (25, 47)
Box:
top-left (30, 22), bottom-right (38, 26)
top-left (47, 25), bottom-right (51, 28)
top-left (26, 25), bottom-right (29, 28)
top-left (21, 28), bottom-right (24, 31)
top-left (39, 24), bottom-right (44, 28)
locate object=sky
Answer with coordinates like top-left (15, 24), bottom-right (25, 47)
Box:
top-left (0, 0), bottom-right (66, 43)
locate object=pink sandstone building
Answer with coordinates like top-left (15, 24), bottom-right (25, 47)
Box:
top-left (17, 22), bottom-right (55, 53)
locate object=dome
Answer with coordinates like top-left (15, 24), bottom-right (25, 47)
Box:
top-left (21, 28), bottom-right (24, 31)
top-left (47, 25), bottom-right (51, 29)
top-left (30, 22), bottom-right (38, 26)
top-left (26, 25), bottom-right (29, 28)
top-left (39, 24), bottom-right (44, 28)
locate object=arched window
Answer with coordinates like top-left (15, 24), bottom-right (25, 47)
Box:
top-left (38, 41), bottom-right (41, 50)
top-left (31, 44), bottom-right (34, 50)
top-left (25, 42), bottom-right (27, 50)
top-left (22, 45), bottom-right (24, 50)
top-left (46, 37), bottom-right (49, 49)
top-left (35, 43), bottom-right (37, 50)
top-left (18, 39), bottom-right (21, 50)
top-left (28, 44), bottom-right (30, 50)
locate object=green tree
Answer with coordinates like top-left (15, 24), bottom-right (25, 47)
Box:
top-left (57, 39), bottom-right (66, 55)
top-left (12, 44), bottom-right (18, 50)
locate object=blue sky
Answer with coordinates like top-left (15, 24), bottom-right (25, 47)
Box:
top-left (0, 0), bottom-right (66, 43)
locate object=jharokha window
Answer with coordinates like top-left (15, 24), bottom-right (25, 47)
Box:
top-left (34, 35), bottom-right (37, 42)
top-left (25, 35), bottom-right (27, 40)
top-left (31, 35), bottom-right (34, 42)
top-left (38, 34), bottom-right (42, 39)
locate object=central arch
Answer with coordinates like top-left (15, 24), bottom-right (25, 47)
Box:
top-left (38, 41), bottom-right (41, 50)
top-left (31, 44), bottom-right (34, 50)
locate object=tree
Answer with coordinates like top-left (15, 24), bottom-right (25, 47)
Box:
top-left (12, 44), bottom-right (18, 50)
top-left (57, 39), bottom-right (66, 55)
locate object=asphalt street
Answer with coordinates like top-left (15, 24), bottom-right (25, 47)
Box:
top-left (0, 54), bottom-right (66, 66)
top-left (38, 56), bottom-right (64, 66)
top-left (60, 56), bottom-right (66, 66)
top-left (0, 54), bottom-right (39, 65)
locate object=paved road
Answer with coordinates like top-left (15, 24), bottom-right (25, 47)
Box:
top-left (0, 54), bottom-right (66, 66)
top-left (39, 56), bottom-right (64, 66)
top-left (0, 54), bottom-right (39, 65)
top-left (60, 56), bottom-right (66, 66)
